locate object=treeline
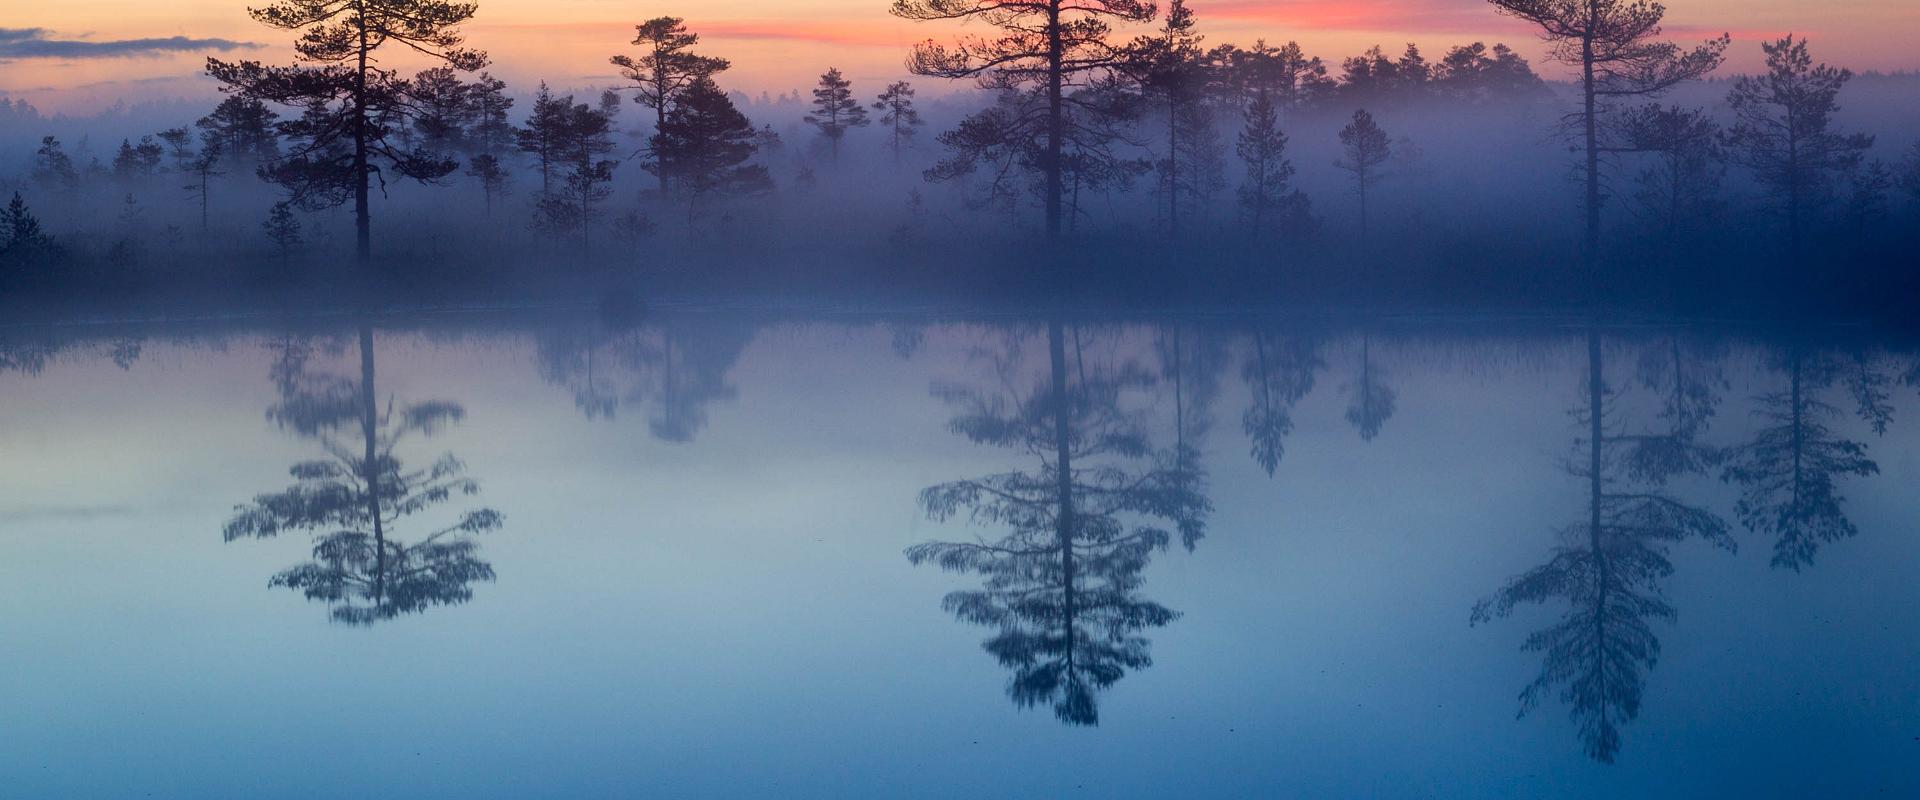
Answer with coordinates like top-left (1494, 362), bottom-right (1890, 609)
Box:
top-left (1, 0), bottom-right (1918, 313)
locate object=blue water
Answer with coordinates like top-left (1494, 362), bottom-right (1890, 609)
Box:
top-left (1, 312), bottom-right (1914, 798)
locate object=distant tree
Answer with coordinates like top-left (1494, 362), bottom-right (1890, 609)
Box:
top-left (1615, 104), bottom-right (1724, 249)
top-left (33, 136), bottom-right (79, 190)
top-left (1127, 0), bottom-right (1217, 236)
top-left (1487, 0), bottom-right (1727, 267)
top-left (410, 66), bottom-right (475, 153)
top-left (872, 80), bottom-right (924, 165)
top-left (1473, 331), bottom-right (1733, 763)
top-left (515, 83), bottom-right (567, 194)
top-left (263, 200), bottom-right (303, 262)
top-left (893, 0), bottom-right (1156, 237)
top-left (1842, 161), bottom-right (1894, 235)
top-left (1335, 109), bottom-right (1392, 238)
top-left (1901, 142), bottom-right (1920, 206)
top-left (534, 91), bottom-right (620, 252)
top-left (804, 67), bottom-right (871, 163)
top-left (112, 136), bottom-right (164, 181)
top-left (1725, 35), bottom-right (1875, 263)
top-left (185, 137), bottom-right (226, 234)
top-left (208, 0), bottom-right (489, 263)
top-left (0, 192), bottom-right (58, 267)
top-left (1338, 44), bottom-right (1432, 103)
top-left (1208, 40), bottom-right (1335, 114)
top-left (1433, 42), bottom-right (1551, 103)
top-left (196, 95), bottom-right (282, 166)
top-left (464, 73), bottom-right (515, 157)
top-left (649, 76), bottom-right (772, 224)
top-left (611, 17), bottom-right (732, 195)
top-left (464, 153), bottom-right (509, 217)
top-left (1235, 91), bottom-right (1314, 240)
top-left (1720, 348), bottom-right (1881, 571)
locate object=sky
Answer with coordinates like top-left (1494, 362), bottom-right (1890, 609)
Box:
top-left (2, 0), bottom-right (1916, 114)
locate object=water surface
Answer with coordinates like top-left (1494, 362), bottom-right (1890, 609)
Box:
top-left (2, 310), bottom-right (1915, 798)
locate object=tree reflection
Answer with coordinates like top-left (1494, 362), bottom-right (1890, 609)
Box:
top-left (225, 326), bottom-right (500, 624)
top-left (1343, 333), bottom-right (1396, 441)
top-left (1241, 329), bottom-right (1324, 475)
top-left (907, 322), bottom-right (1209, 725)
top-left (536, 315), bottom-right (752, 442)
top-left (1473, 330), bottom-right (1734, 763)
top-left (1719, 345), bottom-right (1882, 571)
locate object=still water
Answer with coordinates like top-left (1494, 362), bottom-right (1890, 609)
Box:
top-left (1, 309), bottom-right (1915, 798)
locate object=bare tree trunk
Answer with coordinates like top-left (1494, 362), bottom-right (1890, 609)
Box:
top-left (1044, 1), bottom-right (1065, 238)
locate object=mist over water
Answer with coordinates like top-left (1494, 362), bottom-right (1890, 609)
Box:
top-left (1, 310), bottom-right (1917, 798)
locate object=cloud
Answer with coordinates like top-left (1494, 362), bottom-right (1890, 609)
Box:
top-left (0, 27), bottom-right (261, 59)
top-left (1204, 0), bottom-right (1521, 34)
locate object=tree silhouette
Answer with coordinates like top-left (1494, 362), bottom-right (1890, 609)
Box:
top-left (1719, 346), bottom-right (1881, 571)
top-left (907, 322), bottom-right (1208, 725)
top-left (1240, 329), bottom-right (1324, 476)
top-left (33, 136), bottom-right (79, 191)
top-left (1126, 0), bottom-right (1218, 237)
top-left (892, 0), bottom-right (1155, 236)
top-left (872, 81), bottom-right (924, 165)
top-left (195, 95), bottom-right (282, 166)
top-left (1209, 40), bottom-right (1335, 114)
top-left (1335, 109), bottom-right (1391, 239)
top-left (160, 127), bottom-right (225, 234)
top-left (1433, 42), bottom-right (1552, 103)
top-left (207, 0), bottom-right (488, 263)
top-left (263, 201), bottom-right (304, 263)
top-left (1, 192), bottom-right (59, 269)
top-left (805, 67), bottom-right (870, 163)
top-left (649, 77), bottom-right (772, 225)
top-left (1486, 0), bottom-right (1727, 266)
top-left (1725, 35), bottom-right (1875, 264)
top-left (1235, 91), bottom-right (1314, 242)
top-left (1615, 104), bottom-right (1724, 251)
top-left (1472, 330), bottom-right (1733, 763)
top-left (531, 91), bottom-right (620, 252)
top-left (612, 17), bottom-right (732, 196)
top-left (225, 328), bottom-right (500, 624)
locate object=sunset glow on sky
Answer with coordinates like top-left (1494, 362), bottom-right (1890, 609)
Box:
top-left (3, 0), bottom-right (1915, 112)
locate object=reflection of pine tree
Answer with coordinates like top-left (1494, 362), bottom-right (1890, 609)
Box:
top-left (535, 318), bottom-right (751, 442)
top-left (1720, 348), bottom-right (1880, 571)
top-left (1474, 331), bottom-right (1732, 763)
top-left (226, 327), bottom-right (499, 624)
top-left (908, 323), bottom-right (1208, 725)
top-left (1343, 334), bottom-right (1396, 442)
top-left (1241, 330), bottom-right (1323, 475)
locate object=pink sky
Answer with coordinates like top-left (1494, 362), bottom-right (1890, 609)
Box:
top-left (3, 0), bottom-right (1914, 113)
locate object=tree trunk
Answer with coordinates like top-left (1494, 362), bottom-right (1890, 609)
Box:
top-left (1048, 320), bottom-right (1076, 677)
top-left (1044, 1), bottom-right (1065, 238)
top-left (353, 16), bottom-right (372, 265)
top-left (359, 324), bottom-right (386, 608)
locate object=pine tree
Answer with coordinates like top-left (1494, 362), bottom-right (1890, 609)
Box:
top-left (515, 83), bottom-right (567, 195)
top-left (33, 136), bottom-right (79, 190)
top-left (196, 95), bottom-right (282, 165)
top-left (263, 201), bottom-right (303, 263)
top-left (872, 81), bottom-right (923, 165)
top-left (1487, 0), bottom-right (1727, 268)
top-left (611, 17), bottom-right (731, 195)
top-left (207, 0), bottom-right (489, 263)
top-left (0, 192), bottom-right (57, 266)
top-left (893, 0), bottom-right (1157, 237)
top-left (1236, 92), bottom-right (1313, 241)
top-left (1725, 35), bottom-right (1874, 264)
top-left (1335, 109), bottom-right (1391, 238)
top-left (650, 77), bottom-right (772, 223)
top-left (804, 67), bottom-right (870, 163)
